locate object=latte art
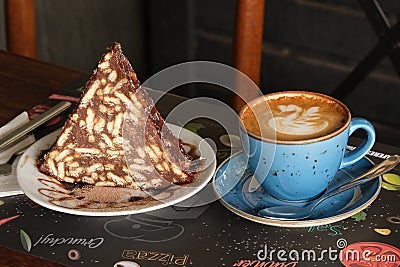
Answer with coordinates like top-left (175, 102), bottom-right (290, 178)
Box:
top-left (240, 92), bottom-right (349, 142)
top-left (269, 105), bottom-right (329, 136)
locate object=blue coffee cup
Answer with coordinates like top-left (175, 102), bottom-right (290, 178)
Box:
top-left (239, 91), bottom-right (376, 201)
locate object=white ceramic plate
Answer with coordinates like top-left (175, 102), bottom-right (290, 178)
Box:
top-left (17, 123), bottom-right (216, 216)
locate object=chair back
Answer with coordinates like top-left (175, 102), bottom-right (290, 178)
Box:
top-left (233, 0), bottom-right (265, 110)
top-left (5, 0), bottom-right (37, 58)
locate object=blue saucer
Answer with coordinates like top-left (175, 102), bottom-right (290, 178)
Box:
top-left (213, 151), bottom-right (381, 227)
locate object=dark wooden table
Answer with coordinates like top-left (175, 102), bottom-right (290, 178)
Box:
top-left (0, 51), bottom-right (86, 125)
top-left (0, 51), bottom-right (400, 267)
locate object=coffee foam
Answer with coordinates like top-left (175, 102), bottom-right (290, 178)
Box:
top-left (241, 92), bottom-right (349, 142)
top-left (270, 104), bottom-right (331, 136)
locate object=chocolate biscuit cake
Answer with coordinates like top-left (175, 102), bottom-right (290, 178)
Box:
top-left (39, 42), bottom-right (201, 190)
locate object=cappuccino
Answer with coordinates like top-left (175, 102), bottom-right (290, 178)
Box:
top-left (239, 91), bottom-right (375, 201)
top-left (240, 91), bottom-right (349, 142)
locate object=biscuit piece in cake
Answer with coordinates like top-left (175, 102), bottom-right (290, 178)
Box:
top-left (39, 42), bottom-right (202, 190)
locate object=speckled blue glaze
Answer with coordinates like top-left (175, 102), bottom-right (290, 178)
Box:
top-left (241, 117), bottom-right (375, 201)
top-left (213, 152), bottom-right (380, 225)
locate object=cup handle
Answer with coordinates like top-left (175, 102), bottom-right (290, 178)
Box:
top-left (340, 117), bottom-right (376, 168)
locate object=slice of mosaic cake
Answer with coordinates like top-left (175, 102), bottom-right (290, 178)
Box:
top-left (40, 42), bottom-right (201, 190)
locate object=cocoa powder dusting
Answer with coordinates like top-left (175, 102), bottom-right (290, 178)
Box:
top-left (70, 185), bottom-right (127, 203)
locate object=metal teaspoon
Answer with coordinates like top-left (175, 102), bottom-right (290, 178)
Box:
top-left (257, 155), bottom-right (400, 220)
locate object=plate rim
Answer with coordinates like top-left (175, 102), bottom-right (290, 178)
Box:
top-left (17, 123), bottom-right (216, 216)
top-left (212, 151), bottom-right (382, 227)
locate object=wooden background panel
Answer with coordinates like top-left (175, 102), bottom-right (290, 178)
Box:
top-left (196, 28), bottom-right (399, 90)
top-left (196, 25), bottom-right (400, 128)
top-left (0, 0), bottom-right (146, 76)
top-left (147, 0), bottom-right (196, 74)
top-left (34, 0), bottom-right (146, 75)
top-left (263, 1), bottom-right (373, 59)
top-left (197, 0), bottom-right (398, 72)
top-left (195, 0), bottom-right (236, 35)
top-left (0, 0), bottom-right (398, 130)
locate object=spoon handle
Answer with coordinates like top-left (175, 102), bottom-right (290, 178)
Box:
top-left (311, 155), bottom-right (399, 212)
top-left (0, 101), bottom-right (71, 151)
top-left (337, 155), bottom-right (400, 190)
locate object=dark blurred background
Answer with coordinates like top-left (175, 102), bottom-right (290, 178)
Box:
top-left (0, 0), bottom-right (399, 142)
